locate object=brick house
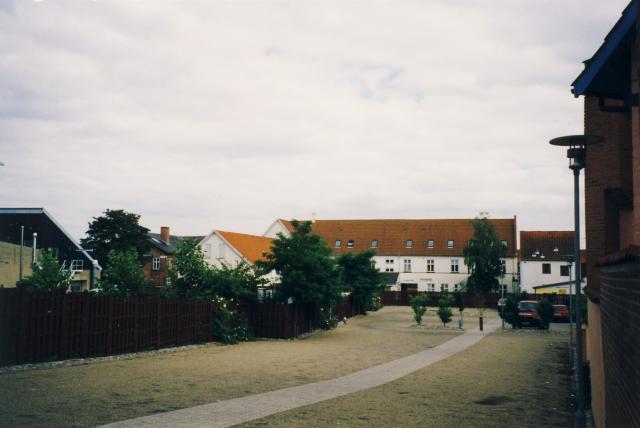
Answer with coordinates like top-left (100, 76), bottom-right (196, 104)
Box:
top-left (143, 227), bottom-right (203, 288)
top-left (571, 1), bottom-right (640, 426)
top-left (265, 218), bottom-right (519, 292)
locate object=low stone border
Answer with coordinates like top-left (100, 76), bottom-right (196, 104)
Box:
top-left (0, 342), bottom-right (221, 375)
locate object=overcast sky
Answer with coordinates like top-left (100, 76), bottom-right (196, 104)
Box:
top-left (0, 0), bottom-right (630, 243)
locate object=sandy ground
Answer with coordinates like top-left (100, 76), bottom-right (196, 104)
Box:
top-left (241, 324), bottom-right (573, 428)
top-left (0, 306), bottom-right (477, 427)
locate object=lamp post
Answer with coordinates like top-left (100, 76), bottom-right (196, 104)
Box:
top-left (566, 254), bottom-right (574, 353)
top-left (550, 134), bottom-right (603, 428)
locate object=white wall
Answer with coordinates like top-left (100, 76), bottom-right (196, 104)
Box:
top-left (375, 255), bottom-right (518, 292)
top-left (199, 232), bottom-right (279, 283)
top-left (520, 260), bottom-right (571, 293)
top-left (263, 220), bottom-right (290, 238)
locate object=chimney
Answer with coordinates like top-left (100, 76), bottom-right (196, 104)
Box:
top-left (160, 226), bottom-right (170, 243)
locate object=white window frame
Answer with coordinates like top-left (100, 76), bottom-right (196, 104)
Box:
top-left (335, 240), bottom-right (342, 248)
top-left (152, 257), bottom-right (161, 271)
top-left (441, 283), bottom-right (449, 292)
top-left (427, 240), bottom-right (435, 248)
top-left (428, 283), bottom-right (435, 292)
top-left (447, 240), bottom-right (454, 248)
top-left (371, 239), bottom-right (378, 248)
top-left (347, 240), bottom-right (354, 248)
top-left (500, 259), bottom-right (506, 274)
top-left (403, 259), bottom-right (412, 273)
top-left (406, 240), bottom-right (413, 248)
top-left (451, 259), bottom-right (459, 273)
top-left (204, 244), bottom-right (212, 259)
top-left (427, 259), bottom-right (434, 273)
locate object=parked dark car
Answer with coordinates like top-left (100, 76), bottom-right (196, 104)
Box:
top-left (552, 304), bottom-right (569, 322)
top-left (518, 300), bottom-right (542, 328)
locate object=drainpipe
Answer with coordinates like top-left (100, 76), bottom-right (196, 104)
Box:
top-left (32, 232), bottom-right (38, 266)
top-left (19, 226), bottom-right (24, 280)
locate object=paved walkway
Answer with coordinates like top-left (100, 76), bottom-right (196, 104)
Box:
top-left (103, 319), bottom-right (501, 428)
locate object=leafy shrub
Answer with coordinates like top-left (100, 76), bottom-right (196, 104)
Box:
top-left (500, 294), bottom-right (522, 328)
top-left (437, 292), bottom-right (454, 326)
top-left (17, 250), bottom-right (72, 293)
top-left (536, 299), bottom-right (554, 330)
top-left (320, 315), bottom-right (340, 330)
top-left (368, 295), bottom-right (383, 312)
top-left (212, 302), bottom-right (252, 344)
top-left (410, 294), bottom-right (428, 325)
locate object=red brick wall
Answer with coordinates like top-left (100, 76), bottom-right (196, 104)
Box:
top-left (584, 95), bottom-right (633, 300)
top-left (142, 247), bottom-right (174, 288)
top-left (600, 258), bottom-right (640, 427)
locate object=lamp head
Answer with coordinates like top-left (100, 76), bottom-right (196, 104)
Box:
top-left (549, 135), bottom-right (603, 171)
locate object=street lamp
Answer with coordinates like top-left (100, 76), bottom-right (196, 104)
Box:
top-left (550, 134), bottom-right (603, 428)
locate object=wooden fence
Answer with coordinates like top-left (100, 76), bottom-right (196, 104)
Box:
top-left (0, 289), bottom-right (362, 366)
top-left (380, 291), bottom-right (571, 308)
top-left (0, 288), bottom-right (214, 366)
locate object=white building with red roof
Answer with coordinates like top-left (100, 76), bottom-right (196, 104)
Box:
top-left (265, 218), bottom-right (519, 292)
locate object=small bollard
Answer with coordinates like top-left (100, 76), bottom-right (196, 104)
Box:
top-left (479, 316), bottom-right (483, 331)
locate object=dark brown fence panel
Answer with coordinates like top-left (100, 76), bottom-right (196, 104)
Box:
top-left (0, 289), bottom-right (217, 367)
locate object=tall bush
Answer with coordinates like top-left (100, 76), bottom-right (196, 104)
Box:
top-left (17, 249), bottom-right (72, 292)
top-left (437, 291), bottom-right (454, 327)
top-left (410, 293), bottom-right (428, 325)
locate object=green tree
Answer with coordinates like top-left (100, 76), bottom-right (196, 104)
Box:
top-left (18, 249), bottom-right (72, 292)
top-left (98, 249), bottom-right (151, 297)
top-left (337, 250), bottom-right (384, 314)
top-left (81, 209), bottom-right (150, 267)
top-left (536, 299), bottom-right (554, 330)
top-left (167, 240), bottom-right (262, 303)
top-left (256, 220), bottom-right (343, 316)
top-left (462, 216), bottom-right (506, 294)
top-left (168, 240), bottom-right (211, 299)
top-left (410, 293), bottom-right (428, 325)
top-left (437, 291), bottom-right (454, 326)
top-left (500, 293), bottom-right (525, 328)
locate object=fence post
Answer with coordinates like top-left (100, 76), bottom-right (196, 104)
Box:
top-left (156, 297), bottom-right (161, 349)
top-left (17, 289), bottom-right (30, 364)
top-left (106, 295), bottom-right (113, 355)
top-left (175, 299), bottom-right (180, 346)
top-left (133, 298), bottom-right (139, 352)
top-left (81, 292), bottom-right (90, 357)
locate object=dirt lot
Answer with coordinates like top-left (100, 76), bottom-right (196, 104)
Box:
top-left (0, 306), bottom-right (475, 427)
top-left (242, 324), bottom-right (573, 428)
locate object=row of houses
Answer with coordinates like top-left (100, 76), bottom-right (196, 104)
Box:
top-left (0, 208), bottom-right (584, 295)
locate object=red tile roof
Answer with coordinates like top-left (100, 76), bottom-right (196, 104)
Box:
top-left (217, 231), bottom-right (273, 265)
top-left (520, 231), bottom-right (575, 262)
top-left (307, 218), bottom-right (517, 257)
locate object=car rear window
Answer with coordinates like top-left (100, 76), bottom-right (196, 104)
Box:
top-left (518, 302), bottom-right (536, 311)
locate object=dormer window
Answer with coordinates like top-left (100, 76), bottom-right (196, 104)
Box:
top-left (371, 240), bottom-right (378, 248)
top-left (406, 240), bottom-right (413, 248)
top-left (347, 240), bottom-right (354, 248)
top-left (427, 240), bottom-right (434, 248)
top-left (447, 240), bottom-right (454, 248)
top-left (335, 240), bottom-right (342, 248)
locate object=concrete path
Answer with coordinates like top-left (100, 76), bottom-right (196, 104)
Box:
top-left (103, 319), bottom-right (501, 428)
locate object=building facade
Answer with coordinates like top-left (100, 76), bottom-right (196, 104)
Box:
top-left (519, 231), bottom-right (585, 293)
top-left (198, 230), bottom-right (277, 282)
top-left (265, 218), bottom-right (519, 292)
top-left (0, 208), bottom-right (101, 291)
top-left (571, 2), bottom-right (640, 426)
